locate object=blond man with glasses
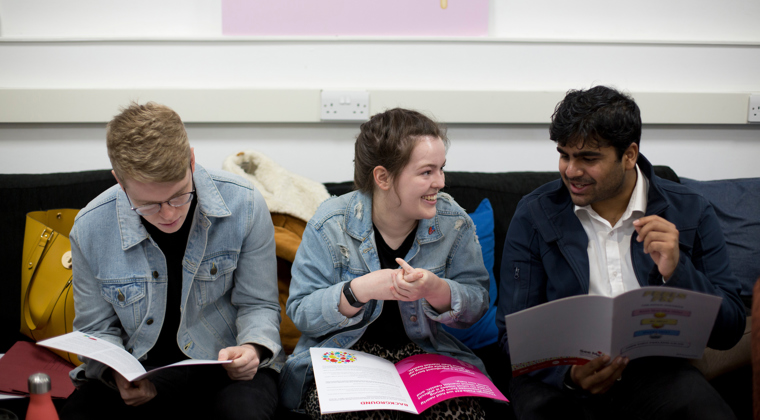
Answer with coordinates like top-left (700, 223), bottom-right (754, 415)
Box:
top-left (61, 102), bottom-right (283, 420)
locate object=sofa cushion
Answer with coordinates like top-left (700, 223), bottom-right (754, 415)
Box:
top-left (443, 198), bottom-right (498, 349)
top-left (681, 177), bottom-right (760, 301)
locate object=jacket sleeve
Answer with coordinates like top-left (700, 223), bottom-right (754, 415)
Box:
top-left (660, 199), bottom-right (746, 350)
top-left (286, 221), bottom-right (368, 338)
top-left (422, 213), bottom-right (490, 328)
top-left (69, 222), bottom-right (126, 387)
top-left (496, 198), bottom-right (569, 389)
top-left (232, 188), bottom-right (283, 366)
top-left (496, 198), bottom-right (545, 354)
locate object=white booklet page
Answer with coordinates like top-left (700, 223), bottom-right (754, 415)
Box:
top-left (38, 331), bottom-right (230, 382)
top-left (506, 286), bottom-right (722, 375)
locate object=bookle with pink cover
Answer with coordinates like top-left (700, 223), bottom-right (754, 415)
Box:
top-left (309, 347), bottom-right (507, 415)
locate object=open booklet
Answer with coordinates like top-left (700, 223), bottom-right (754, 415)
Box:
top-left (37, 331), bottom-right (230, 382)
top-left (309, 347), bottom-right (507, 415)
top-left (506, 286), bottom-right (722, 376)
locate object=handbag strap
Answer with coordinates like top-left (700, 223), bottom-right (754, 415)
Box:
top-left (24, 275), bottom-right (73, 332)
top-left (22, 209), bottom-right (78, 332)
top-left (22, 226), bottom-right (72, 331)
top-left (25, 226), bottom-right (54, 278)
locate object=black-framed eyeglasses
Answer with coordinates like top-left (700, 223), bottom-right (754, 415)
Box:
top-left (127, 186), bottom-right (196, 217)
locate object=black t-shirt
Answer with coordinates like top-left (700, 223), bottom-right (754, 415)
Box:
top-left (140, 197), bottom-right (197, 366)
top-left (361, 224), bottom-right (416, 351)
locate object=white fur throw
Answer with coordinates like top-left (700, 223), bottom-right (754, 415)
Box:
top-left (222, 150), bottom-right (331, 223)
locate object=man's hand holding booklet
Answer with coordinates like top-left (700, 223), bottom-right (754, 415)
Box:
top-left (505, 286), bottom-right (722, 376)
top-left (38, 331), bottom-right (231, 382)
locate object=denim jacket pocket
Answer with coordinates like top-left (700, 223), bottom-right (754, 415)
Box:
top-left (101, 280), bottom-right (147, 334)
top-left (430, 265), bottom-right (445, 278)
top-left (339, 268), bottom-right (366, 284)
top-left (194, 253), bottom-right (238, 306)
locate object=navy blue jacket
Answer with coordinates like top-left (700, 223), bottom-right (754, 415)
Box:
top-left (496, 154), bottom-right (746, 389)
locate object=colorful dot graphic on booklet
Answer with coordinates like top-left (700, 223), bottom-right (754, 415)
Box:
top-left (322, 351), bottom-right (357, 364)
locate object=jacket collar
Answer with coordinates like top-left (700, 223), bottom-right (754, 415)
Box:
top-left (534, 153), bottom-right (668, 243)
top-left (638, 154), bottom-right (669, 217)
top-left (530, 154), bottom-right (669, 293)
top-left (116, 164), bottom-right (230, 250)
top-left (342, 190), bottom-right (443, 244)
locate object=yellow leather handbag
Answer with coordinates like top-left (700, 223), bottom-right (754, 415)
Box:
top-left (20, 209), bottom-right (82, 366)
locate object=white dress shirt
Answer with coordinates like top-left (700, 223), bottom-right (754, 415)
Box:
top-left (574, 165), bottom-right (649, 297)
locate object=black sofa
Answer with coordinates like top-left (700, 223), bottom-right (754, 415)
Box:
top-left (1, 166), bottom-right (754, 419)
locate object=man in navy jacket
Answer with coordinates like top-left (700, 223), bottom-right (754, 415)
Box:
top-left (496, 86), bottom-right (745, 420)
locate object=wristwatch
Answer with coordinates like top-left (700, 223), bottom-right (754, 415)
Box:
top-left (563, 369), bottom-right (580, 392)
top-left (342, 280), bottom-right (366, 308)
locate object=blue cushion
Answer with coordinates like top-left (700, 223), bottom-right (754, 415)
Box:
top-left (442, 198), bottom-right (498, 349)
top-left (681, 177), bottom-right (760, 298)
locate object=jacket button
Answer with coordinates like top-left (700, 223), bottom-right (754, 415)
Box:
top-left (153, 271), bottom-right (159, 278)
top-left (410, 316), bottom-right (418, 322)
top-left (210, 264), bottom-right (217, 275)
top-left (146, 318), bottom-right (154, 325)
top-left (128, 348), bottom-right (133, 354)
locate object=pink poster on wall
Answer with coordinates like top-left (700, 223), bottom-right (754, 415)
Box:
top-left (222, 0), bottom-right (489, 36)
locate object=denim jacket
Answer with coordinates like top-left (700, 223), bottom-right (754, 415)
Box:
top-left (69, 165), bottom-right (284, 385)
top-left (496, 155), bottom-right (746, 389)
top-left (279, 190), bottom-right (490, 411)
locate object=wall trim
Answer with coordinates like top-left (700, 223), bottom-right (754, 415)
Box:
top-left (0, 89), bottom-right (752, 124)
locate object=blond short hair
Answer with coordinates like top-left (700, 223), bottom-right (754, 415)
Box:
top-left (107, 102), bottom-right (191, 184)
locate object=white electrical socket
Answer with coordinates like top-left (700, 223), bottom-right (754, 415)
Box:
top-left (321, 90), bottom-right (369, 121)
top-left (749, 94), bottom-right (760, 123)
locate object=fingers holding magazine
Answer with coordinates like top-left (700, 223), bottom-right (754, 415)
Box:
top-left (568, 355), bottom-right (628, 395)
top-left (113, 371), bottom-right (157, 406)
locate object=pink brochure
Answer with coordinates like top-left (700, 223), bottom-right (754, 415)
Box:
top-left (396, 353), bottom-right (507, 413)
top-left (309, 347), bottom-right (506, 415)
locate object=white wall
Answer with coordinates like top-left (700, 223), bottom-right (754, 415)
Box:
top-left (492, 1), bottom-right (760, 43)
top-left (2, 122), bottom-right (758, 183)
top-left (0, 0), bottom-right (759, 181)
top-left (2, 0), bottom-right (759, 42)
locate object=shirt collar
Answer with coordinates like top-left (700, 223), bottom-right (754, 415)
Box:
top-left (574, 164), bottom-right (649, 226)
top-left (626, 164), bottom-right (649, 220)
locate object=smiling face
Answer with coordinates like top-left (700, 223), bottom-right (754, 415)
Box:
top-left (558, 140), bottom-right (638, 213)
top-left (386, 135), bottom-right (447, 223)
top-left (120, 168), bottom-right (195, 234)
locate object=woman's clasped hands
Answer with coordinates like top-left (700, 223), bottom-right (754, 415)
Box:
top-left (392, 258), bottom-right (451, 312)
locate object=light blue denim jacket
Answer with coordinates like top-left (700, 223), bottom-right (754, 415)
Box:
top-left (69, 165), bottom-right (284, 385)
top-left (279, 190), bottom-right (490, 411)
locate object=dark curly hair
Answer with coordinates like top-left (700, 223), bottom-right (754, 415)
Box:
top-left (354, 108), bottom-right (448, 193)
top-left (550, 86), bottom-right (641, 159)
